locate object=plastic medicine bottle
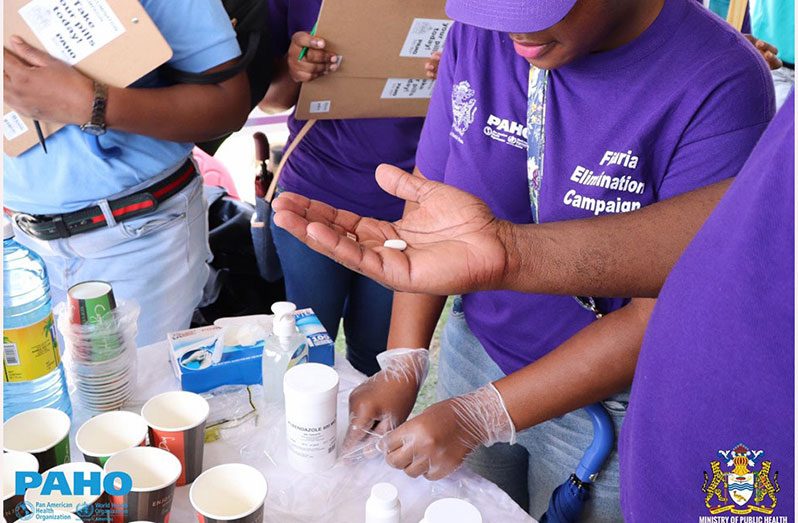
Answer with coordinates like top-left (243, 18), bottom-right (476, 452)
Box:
top-left (283, 363), bottom-right (339, 473)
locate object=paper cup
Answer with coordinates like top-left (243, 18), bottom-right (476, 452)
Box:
top-left (3, 451), bottom-right (39, 522)
top-left (189, 464), bottom-right (267, 523)
top-left (4, 409), bottom-right (71, 472)
top-left (76, 412), bottom-right (149, 466)
top-left (103, 447), bottom-right (181, 523)
top-left (68, 281), bottom-right (117, 326)
top-left (25, 462), bottom-right (105, 522)
top-left (420, 498), bottom-right (482, 523)
top-left (141, 391), bottom-right (209, 486)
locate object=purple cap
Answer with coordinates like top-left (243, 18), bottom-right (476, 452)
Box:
top-left (445, 0), bottom-right (578, 33)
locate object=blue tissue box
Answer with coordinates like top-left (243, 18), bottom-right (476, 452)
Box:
top-left (168, 309), bottom-right (334, 393)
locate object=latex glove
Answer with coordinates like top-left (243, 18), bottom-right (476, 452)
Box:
top-left (340, 348), bottom-right (430, 460)
top-left (379, 383), bottom-right (516, 480)
top-left (287, 31), bottom-right (339, 82)
top-left (273, 164), bottom-right (513, 295)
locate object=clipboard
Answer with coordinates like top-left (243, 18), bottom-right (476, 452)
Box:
top-left (3, 0), bottom-right (173, 156)
top-left (295, 0), bottom-right (449, 120)
top-left (312, 0), bottom-right (451, 79)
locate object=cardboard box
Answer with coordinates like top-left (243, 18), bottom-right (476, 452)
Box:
top-left (168, 309), bottom-right (334, 393)
top-left (296, 308), bottom-right (335, 366)
top-left (294, 0), bottom-right (450, 120)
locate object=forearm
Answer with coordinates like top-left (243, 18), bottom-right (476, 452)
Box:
top-left (259, 58), bottom-right (300, 112)
top-left (494, 298), bottom-right (654, 431)
top-left (500, 179), bottom-right (731, 297)
top-left (387, 292), bottom-right (447, 349)
top-left (105, 69), bottom-right (250, 143)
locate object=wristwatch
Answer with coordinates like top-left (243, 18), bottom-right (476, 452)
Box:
top-left (80, 82), bottom-right (109, 136)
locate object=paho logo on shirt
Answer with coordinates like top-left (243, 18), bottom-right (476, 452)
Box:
top-left (451, 81), bottom-right (477, 140)
top-left (700, 443), bottom-right (785, 521)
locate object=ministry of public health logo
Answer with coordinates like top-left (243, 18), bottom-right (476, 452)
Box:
top-left (451, 80), bottom-right (477, 137)
top-left (702, 443), bottom-right (781, 516)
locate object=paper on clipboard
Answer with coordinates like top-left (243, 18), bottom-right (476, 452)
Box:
top-left (4, 0), bottom-right (173, 156)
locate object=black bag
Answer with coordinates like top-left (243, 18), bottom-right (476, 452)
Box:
top-left (163, 0), bottom-right (275, 154)
top-left (165, 0), bottom-right (272, 107)
top-left (193, 188), bottom-right (286, 326)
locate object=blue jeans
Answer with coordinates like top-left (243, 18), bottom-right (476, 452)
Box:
top-left (14, 172), bottom-right (210, 347)
top-left (270, 207), bottom-right (392, 376)
top-left (437, 299), bottom-right (626, 521)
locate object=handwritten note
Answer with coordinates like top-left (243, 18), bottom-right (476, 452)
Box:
top-left (18, 0), bottom-right (125, 65)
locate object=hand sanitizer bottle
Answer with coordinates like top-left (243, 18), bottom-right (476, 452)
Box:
top-left (262, 302), bottom-right (307, 403)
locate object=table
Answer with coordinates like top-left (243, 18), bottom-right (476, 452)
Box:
top-left (68, 342), bottom-right (534, 522)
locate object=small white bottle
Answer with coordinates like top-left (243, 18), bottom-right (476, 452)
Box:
top-left (284, 363), bottom-right (339, 473)
top-left (262, 302), bottom-right (307, 403)
top-left (365, 483), bottom-right (401, 523)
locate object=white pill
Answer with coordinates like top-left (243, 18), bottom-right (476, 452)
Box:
top-left (383, 239), bottom-right (407, 251)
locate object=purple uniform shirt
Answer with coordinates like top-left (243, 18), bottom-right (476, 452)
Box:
top-left (268, 0), bottom-right (424, 221)
top-left (620, 92), bottom-right (794, 521)
top-left (417, 0), bottom-right (775, 374)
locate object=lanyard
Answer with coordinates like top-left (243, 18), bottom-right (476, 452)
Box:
top-left (526, 66), bottom-right (603, 319)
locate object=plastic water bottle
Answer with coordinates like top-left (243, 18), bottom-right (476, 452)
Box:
top-left (3, 220), bottom-right (72, 420)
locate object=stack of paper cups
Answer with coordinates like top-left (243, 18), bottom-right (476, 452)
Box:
top-left (57, 282), bottom-right (139, 413)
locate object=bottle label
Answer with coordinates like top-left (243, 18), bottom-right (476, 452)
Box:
top-left (286, 416), bottom-right (337, 460)
top-left (3, 313), bottom-right (61, 382)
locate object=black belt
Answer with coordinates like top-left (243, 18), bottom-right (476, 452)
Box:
top-left (782, 61), bottom-right (794, 70)
top-left (7, 160), bottom-right (198, 241)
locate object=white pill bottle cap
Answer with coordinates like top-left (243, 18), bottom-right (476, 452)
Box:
top-left (419, 498), bottom-right (483, 523)
top-left (271, 301), bottom-right (297, 337)
top-left (365, 482), bottom-right (401, 523)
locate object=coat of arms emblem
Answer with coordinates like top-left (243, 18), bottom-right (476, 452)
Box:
top-left (451, 81), bottom-right (477, 137)
top-left (702, 443), bottom-right (780, 515)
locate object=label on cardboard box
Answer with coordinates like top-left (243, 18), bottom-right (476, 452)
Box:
top-left (309, 100), bottom-right (332, 113)
top-left (381, 78), bottom-right (435, 100)
top-left (399, 18), bottom-right (452, 58)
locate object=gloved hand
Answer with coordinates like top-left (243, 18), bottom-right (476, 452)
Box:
top-left (379, 383), bottom-right (516, 480)
top-left (340, 348), bottom-right (430, 460)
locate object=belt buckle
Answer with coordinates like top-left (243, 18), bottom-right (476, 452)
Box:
top-left (13, 212), bottom-right (40, 230)
top-left (14, 212), bottom-right (71, 240)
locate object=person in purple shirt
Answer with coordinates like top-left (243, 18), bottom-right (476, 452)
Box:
top-left (272, 92), bottom-right (794, 522)
top-left (259, 0), bottom-right (433, 375)
top-left (272, 0), bottom-right (774, 519)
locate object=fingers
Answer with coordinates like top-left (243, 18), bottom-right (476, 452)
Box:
top-left (288, 31), bottom-right (339, 81)
top-left (9, 35), bottom-right (50, 67)
top-left (425, 51), bottom-right (442, 79)
top-left (375, 164), bottom-right (434, 204)
top-left (291, 31), bottom-right (326, 51)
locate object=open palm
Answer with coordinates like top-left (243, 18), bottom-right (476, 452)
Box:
top-left (272, 164), bottom-right (513, 295)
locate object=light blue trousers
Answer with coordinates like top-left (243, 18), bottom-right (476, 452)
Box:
top-left (437, 300), bottom-right (626, 521)
top-left (14, 172), bottom-right (210, 347)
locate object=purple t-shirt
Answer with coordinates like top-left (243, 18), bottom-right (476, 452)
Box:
top-left (620, 92), bottom-right (794, 521)
top-left (268, 0), bottom-right (424, 221)
top-left (416, 0), bottom-right (775, 374)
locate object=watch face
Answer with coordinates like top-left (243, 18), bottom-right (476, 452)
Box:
top-left (81, 123), bottom-right (106, 136)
